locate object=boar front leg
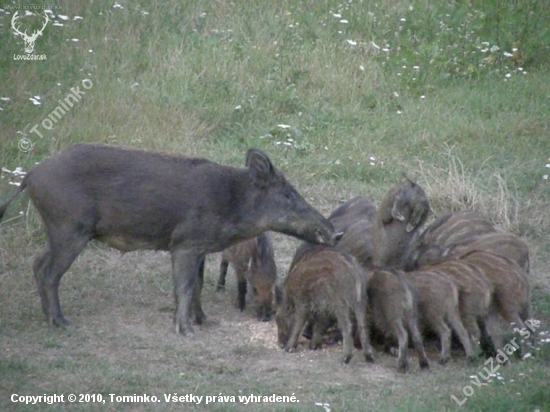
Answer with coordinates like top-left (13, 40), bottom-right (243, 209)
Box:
top-left (171, 248), bottom-right (205, 336)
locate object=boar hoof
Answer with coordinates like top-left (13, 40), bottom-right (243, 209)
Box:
top-left (174, 321), bottom-right (195, 337)
top-left (308, 341), bottom-right (322, 350)
top-left (342, 354), bottom-right (352, 365)
top-left (466, 355), bottom-right (479, 365)
top-left (438, 357), bottom-right (450, 365)
top-left (194, 310), bottom-right (206, 325)
top-left (284, 345), bottom-right (296, 353)
top-left (420, 360), bottom-right (430, 370)
top-left (397, 363), bottom-right (409, 374)
top-left (50, 315), bottom-right (71, 328)
top-left (364, 353), bottom-right (375, 363)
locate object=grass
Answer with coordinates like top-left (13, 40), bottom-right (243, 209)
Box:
top-left (1, 0), bottom-right (550, 411)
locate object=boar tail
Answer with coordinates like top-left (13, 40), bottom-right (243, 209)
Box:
top-left (0, 177), bottom-right (27, 221)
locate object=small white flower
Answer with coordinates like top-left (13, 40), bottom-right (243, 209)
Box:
top-left (71, 38), bottom-right (79, 42)
top-left (332, 13), bottom-right (342, 18)
top-left (340, 19), bottom-right (349, 24)
top-left (400, 18), bottom-right (406, 22)
top-left (74, 16), bottom-right (83, 20)
top-left (234, 105), bottom-right (242, 110)
top-left (278, 124), bottom-right (291, 129)
top-left (346, 39), bottom-right (357, 46)
top-left (420, 95), bottom-right (426, 99)
top-left (359, 65), bottom-right (365, 71)
top-left (58, 15), bottom-right (69, 20)
top-left (0, 97), bottom-right (10, 101)
top-left (505, 73), bottom-right (512, 78)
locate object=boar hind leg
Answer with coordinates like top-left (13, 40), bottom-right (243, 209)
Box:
top-left (216, 258), bottom-right (229, 292)
top-left (432, 320), bottom-right (452, 364)
top-left (335, 312), bottom-right (353, 364)
top-left (447, 310), bottom-right (476, 360)
top-left (33, 228), bottom-right (90, 327)
top-left (407, 317), bottom-right (430, 370)
top-left (393, 319), bottom-right (410, 373)
top-left (355, 306), bottom-right (374, 363)
top-left (483, 312), bottom-right (505, 358)
top-left (284, 305), bottom-right (309, 352)
top-left (172, 248), bottom-right (205, 336)
top-left (191, 258), bottom-right (206, 325)
top-left (309, 318), bottom-right (325, 350)
top-left (236, 276), bottom-right (247, 312)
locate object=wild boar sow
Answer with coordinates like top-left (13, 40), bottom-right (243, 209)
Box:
top-left (0, 143), bottom-right (337, 335)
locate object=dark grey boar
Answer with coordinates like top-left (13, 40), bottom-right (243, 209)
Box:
top-left (405, 269), bottom-right (476, 363)
top-left (275, 245), bottom-right (374, 365)
top-left (0, 143), bottom-right (337, 335)
top-left (368, 268), bottom-right (430, 373)
top-left (371, 178), bottom-right (430, 268)
top-left (217, 233), bottom-right (277, 321)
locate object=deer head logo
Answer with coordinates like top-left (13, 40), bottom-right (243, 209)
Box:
top-left (11, 11), bottom-right (49, 54)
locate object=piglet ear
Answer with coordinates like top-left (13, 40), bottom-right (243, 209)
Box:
top-left (246, 148), bottom-right (276, 188)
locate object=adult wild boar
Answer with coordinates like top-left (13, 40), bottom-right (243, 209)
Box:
top-left (0, 143), bottom-right (337, 336)
top-left (217, 233), bottom-right (277, 321)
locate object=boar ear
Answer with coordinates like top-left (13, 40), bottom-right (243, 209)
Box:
top-left (246, 148), bottom-right (276, 188)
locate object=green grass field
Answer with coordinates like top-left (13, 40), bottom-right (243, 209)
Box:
top-left (1, 1), bottom-right (550, 410)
